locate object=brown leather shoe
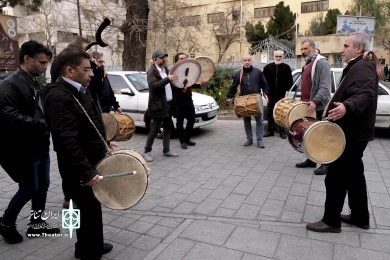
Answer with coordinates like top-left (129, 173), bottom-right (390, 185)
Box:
top-left (340, 214), bottom-right (370, 229)
top-left (306, 221), bottom-right (341, 233)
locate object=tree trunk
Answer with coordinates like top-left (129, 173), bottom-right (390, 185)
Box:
top-left (122, 0), bottom-right (149, 71)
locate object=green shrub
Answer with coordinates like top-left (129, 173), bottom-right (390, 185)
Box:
top-left (195, 66), bottom-right (236, 109)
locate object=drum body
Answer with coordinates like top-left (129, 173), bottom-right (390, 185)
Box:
top-left (170, 59), bottom-right (201, 88)
top-left (111, 113), bottom-right (135, 141)
top-left (194, 56), bottom-right (215, 84)
top-left (288, 118), bottom-right (346, 164)
top-left (234, 94), bottom-right (262, 117)
top-left (273, 98), bottom-right (316, 128)
top-left (93, 149), bottom-right (150, 210)
top-left (102, 113), bottom-right (119, 141)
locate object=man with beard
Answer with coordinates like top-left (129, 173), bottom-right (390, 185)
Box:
top-left (306, 33), bottom-right (377, 233)
top-left (93, 51), bottom-right (122, 113)
top-left (0, 40), bottom-right (60, 244)
top-left (44, 48), bottom-right (115, 259)
top-left (227, 54), bottom-right (269, 148)
top-left (144, 50), bottom-right (179, 162)
top-left (263, 50), bottom-right (293, 139)
top-left (295, 39), bottom-right (331, 175)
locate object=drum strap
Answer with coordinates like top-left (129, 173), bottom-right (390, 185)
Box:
top-left (70, 94), bottom-right (113, 155)
top-left (236, 69), bottom-right (244, 95)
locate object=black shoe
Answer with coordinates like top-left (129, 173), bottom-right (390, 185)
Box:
top-left (75, 242), bottom-right (114, 259)
top-left (0, 217), bottom-right (23, 244)
top-left (26, 221), bottom-right (61, 237)
top-left (280, 133), bottom-right (287, 139)
top-left (314, 165), bottom-right (329, 175)
top-left (186, 140), bottom-right (196, 146)
top-left (295, 159), bottom-right (316, 168)
top-left (181, 143), bottom-right (188, 149)
top-left (340, 214), bottom-right (370, 229)
top-left (264, 131), bottom-right (274, 137)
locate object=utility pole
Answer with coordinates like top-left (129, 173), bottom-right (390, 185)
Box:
top-left (77, 0), bottom-right (82, 36)
top-left (239, 0), bottom-right (243, 55)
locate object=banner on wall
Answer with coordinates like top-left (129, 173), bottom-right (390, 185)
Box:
top-left (0, 14), bottom-right (19, 70)
top-left (337, 15), bottom-right (375, 35)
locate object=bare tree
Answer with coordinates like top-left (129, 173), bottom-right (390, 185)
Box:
top-left (208, 3), bottom-right (243, 62)
top-left (18, 0), bottom-right (75, 54)
top-left (147, 0), bottom-right (205, 63)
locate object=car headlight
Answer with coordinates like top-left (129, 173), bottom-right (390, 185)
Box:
top-left (194, 105), bottom-right (201, 112)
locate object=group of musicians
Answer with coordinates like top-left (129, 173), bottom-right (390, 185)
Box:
top-left (0, 31), bottom-right (383, 259)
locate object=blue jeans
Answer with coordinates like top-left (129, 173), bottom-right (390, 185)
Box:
top-left (243, 114), bottom-right (264, 141)
top-left (2, 154), bottom-right (50, 225)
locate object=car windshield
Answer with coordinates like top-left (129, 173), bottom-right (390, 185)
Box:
top-left (125, 73), bottom-right (148, 92)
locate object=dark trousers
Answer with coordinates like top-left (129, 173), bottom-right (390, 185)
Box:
top-left (1, 154), bottom-right (50, 225)
top-left (267, 97), bottom-right (286, 134)
top-left (72, 186), bottom-right (104, 260)
top-left (322, 140), bottom-right (369, 228)
top-left (176, 100), bottom-right (195, 144)
top-left (145, 111), bottom-right (172, 153)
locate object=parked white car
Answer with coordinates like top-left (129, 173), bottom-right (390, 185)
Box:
top-left (107, 71), bottom-right (219, 129)
top-left (283, 68), bottom-right (390, 129)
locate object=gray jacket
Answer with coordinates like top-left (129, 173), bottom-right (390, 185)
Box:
top-left (309, 55), bottom-right (331, 111)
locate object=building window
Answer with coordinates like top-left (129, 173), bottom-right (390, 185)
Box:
top-left (254, 6), bottom-right (275, 18)
top-left (181, 15), bottom-right (201, 27)
top-left (301, 0), bottom-right (329, 13)
top-left (207, 12), bottom-right (224, 23)
top-left (57, 31), bottom-right (77, 43)
top-left (190, 53), bottom-right (195, 58)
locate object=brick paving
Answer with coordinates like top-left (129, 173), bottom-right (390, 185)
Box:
top-left (1, 120), bottom-right (390, 259)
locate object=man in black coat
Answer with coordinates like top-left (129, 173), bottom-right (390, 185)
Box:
top-left (93, 51), bottom-right (122, 113)
top-left (144, 50), bottom-right (179, 162)
top-left (307, 33), bottom-right (377, 233)
top-left (0, 41), bottom-right (60, 244)
top-left (227, 54), bottom-right (269, 148)
top-left (263, 50), bottom-right (293, 139)
top-left (44, 48), bottom-right (115, 259)
top-left (384, 64), bottom-right (389, 81)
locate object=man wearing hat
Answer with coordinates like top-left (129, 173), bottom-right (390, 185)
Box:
top-left (144, 50), bottom-right (179, 162)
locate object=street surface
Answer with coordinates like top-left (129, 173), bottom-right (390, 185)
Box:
top-left (0, 120), bottom-right (390, 260)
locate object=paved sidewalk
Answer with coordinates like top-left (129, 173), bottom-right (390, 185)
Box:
top-left (1, 120), bottom-right (390, 260)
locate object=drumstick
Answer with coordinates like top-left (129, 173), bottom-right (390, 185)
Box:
top-left (99, 171), bottom-right (137, 180)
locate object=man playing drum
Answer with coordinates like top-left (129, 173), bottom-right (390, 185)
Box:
top-left (172, 52), bottom-right (202, 149)
top-left (295, 39), bottom-right (331, 175)
top-left (144, 50), bottom-right (179, 162)
top-left (306, 33), bottom-right (378, 233)
top-left (263, 50), bottom-right (293, 139)
top-left (227, 54), bottom-right (269, 148)
top-left (44, 48), bottom-right (116, 259)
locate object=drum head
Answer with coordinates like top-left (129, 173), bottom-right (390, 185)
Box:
top-left (288, 103), bottom-right (317, 126)
top-left (170, 59), bottom-right (201, 88)
top-left (93, 153), bottom-right (148, 210)
top-left (101, 113), bottom-right (118, 141)
top-left (194, 56), bottom-right (215, 84)
top-left (303, 121), bottom-right (346, 164)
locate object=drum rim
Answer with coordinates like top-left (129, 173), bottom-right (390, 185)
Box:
top-left (302, 120), bottom-right (346, 164)
top-left (94, 152), bottom-right (149, 210)
top-left (102, 113), bottom-right (119, 141)
top-left (194, 56), bottom-right (215, 84)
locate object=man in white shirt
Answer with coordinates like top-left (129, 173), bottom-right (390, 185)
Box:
top-left (144, 50), bottom-right (179, 162)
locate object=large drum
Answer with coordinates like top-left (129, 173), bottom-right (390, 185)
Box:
top-left (93, 149), bottom-right (150, 210)
top-left (288, 117), bottom-right (346, 164)
top-left (234, 94), bottom-right (263, 118)
top-left (273, 98), bottom-right (316, 128)
top-left (194, 56), bottom-right (215, 84)
top-left (102, 113), bottom-right (135, 141)
top-left (170, 59), bottom-right (201, 88)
